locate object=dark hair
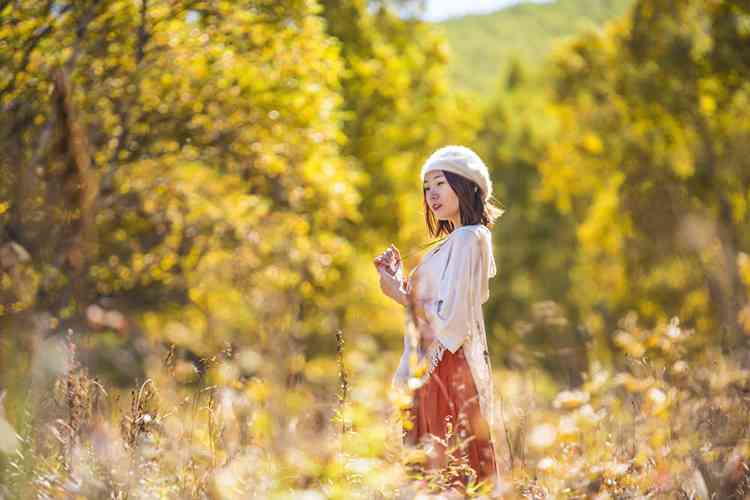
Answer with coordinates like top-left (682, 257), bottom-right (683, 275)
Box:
top-left (422, 170), bottom-right (505, 239)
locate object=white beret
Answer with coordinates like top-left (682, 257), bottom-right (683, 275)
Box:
top-left (420, 145), bottom-right (492, 203)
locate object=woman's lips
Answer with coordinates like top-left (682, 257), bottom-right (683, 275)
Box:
top-left (432, 203), bottom-right (442, 210)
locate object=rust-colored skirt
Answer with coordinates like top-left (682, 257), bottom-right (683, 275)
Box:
top-left (403, 345), bottom-right (499, 489)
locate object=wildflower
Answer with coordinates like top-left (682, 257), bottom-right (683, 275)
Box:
top-left (553, 389), bottom-right (590, 410)
top-left (537, 457), bottom-right (556, 471)
top-left (558, 415), bottom-right (579, 440)
top-left (614, 331), bottom-right (645, 357)
top-left (529, 423), bottom-right (557, 450)
top-left (643, 387), bottom-right (668, 416)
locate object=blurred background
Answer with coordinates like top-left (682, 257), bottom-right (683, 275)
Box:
top-left (1, 0), bottom-right (749, 497)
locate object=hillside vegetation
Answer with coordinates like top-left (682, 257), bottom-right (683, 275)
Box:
top-left (436, 0), bottom-right (634, 96)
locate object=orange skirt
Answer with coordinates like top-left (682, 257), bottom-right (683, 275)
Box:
top-left (403, 345), bottom-right (499, 489)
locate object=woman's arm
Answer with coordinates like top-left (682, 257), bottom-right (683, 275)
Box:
top-left (376, 266), bottom-right (409, 306)
top-left (374, 244), bottom-right (409, 306)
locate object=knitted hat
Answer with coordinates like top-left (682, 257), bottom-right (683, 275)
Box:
top-left (420, 145), bottom-right (492, 203)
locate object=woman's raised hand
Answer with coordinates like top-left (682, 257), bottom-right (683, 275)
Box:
top-left (373, 244), bottom-right (402, 277)
top-left (373, 244), bottom-right (407, 305)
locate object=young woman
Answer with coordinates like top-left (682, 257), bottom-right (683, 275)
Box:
top-left (373, 145), bottom-right (504, 492)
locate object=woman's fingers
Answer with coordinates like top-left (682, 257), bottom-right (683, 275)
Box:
top-left (391, 244), bottom-right (401, 260)
top-left (377, 268), bottom-right (391, 294)
top-left (377, 266), bottom-right (396, 286)
top-left (374, 245), bottom-right (400, 273)
top-left (374, 249), bottom-right (390, 262)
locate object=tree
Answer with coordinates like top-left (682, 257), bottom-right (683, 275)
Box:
top-left (318, 0), bottom-right (480, 247)
top-left (0, 0), bottom-right (363, 369)
top-left (537, 0), bottom-right (750, 353)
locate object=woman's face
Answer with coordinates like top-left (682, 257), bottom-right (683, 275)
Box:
top-left (423, 170), bottom-right (460, 224)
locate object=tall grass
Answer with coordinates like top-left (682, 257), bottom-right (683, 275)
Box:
top-left (1, 312), bottom-right (749, 498)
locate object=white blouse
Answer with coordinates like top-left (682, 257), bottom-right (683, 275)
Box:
top-left (392, 224), bottom-right (497, 425)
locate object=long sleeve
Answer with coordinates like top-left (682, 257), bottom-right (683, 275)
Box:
top-left (424, 227), bottom-right (495, 354)
top-left (391, 325), bottom-right (411, 388)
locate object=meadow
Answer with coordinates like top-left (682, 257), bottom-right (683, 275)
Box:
top-left (1, 0), bottom-right (749, 498)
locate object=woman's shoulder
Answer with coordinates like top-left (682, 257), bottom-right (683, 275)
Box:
top-left (453, 223), bottom-right (490, 235)
top-left (450, 224), bottom-right (491, 245)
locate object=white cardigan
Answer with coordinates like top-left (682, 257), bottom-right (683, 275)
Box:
top-left (392, 224), bottom-right (497, 424)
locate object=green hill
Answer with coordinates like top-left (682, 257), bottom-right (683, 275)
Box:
top-left (434, 0), bottom-right (634, 97)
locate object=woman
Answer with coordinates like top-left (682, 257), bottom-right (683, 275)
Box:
top-left (373, 145), bottom-right (504, 492)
